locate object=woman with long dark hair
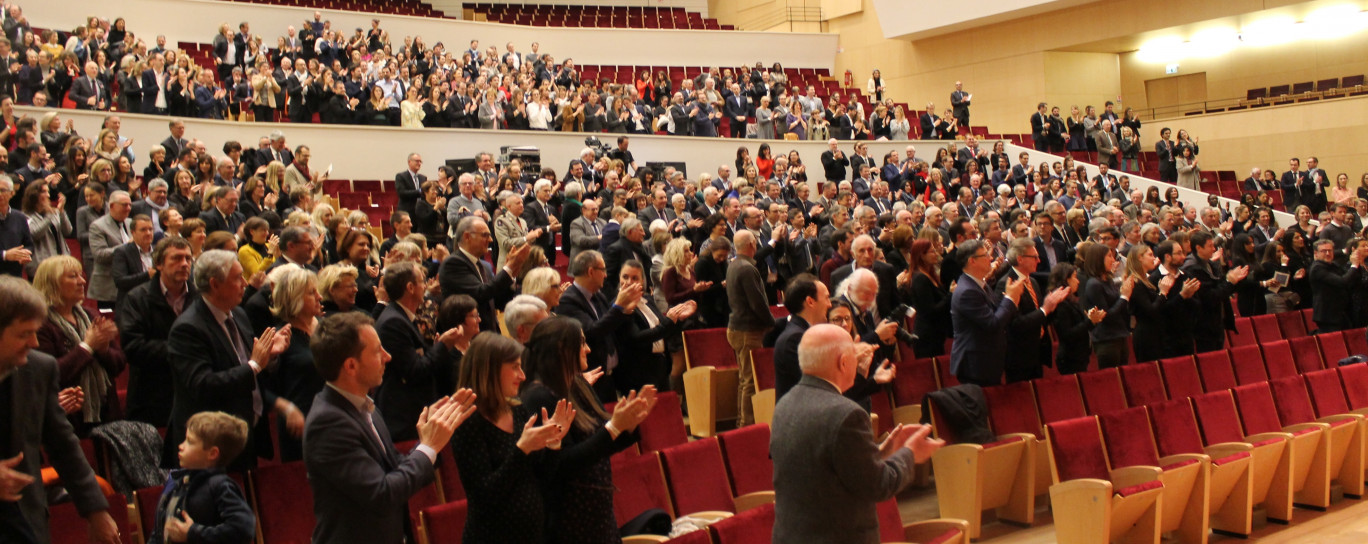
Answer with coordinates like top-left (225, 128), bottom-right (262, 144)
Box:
top-left (453, 332), bottom-right (573, 544)
top-left (1049, 263), bottom-right (1106, 374)
top-left (907, 239), bottom-right (951, 357)
top-left (1079, 244), bottom-right (1133, 369)
top-left (520, 317), bottom-right (656, 544)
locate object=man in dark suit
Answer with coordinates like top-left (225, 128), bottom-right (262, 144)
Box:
top-left (1155, 127), bottom-right (1177, 183)
top-left (1029, 102), bottom-right (1050, 151)
top-left (723, 83), bottom-right (748, 138)
top-left (950, 240), bottom-right (1024, 386)
top-left (559, 250), bottom-right (638, 401)
top-left (919, 105), bottom-right (940, 139)
top-left (68, 61), bottom-right (108, 110)
top-left (1033, 213), bottom-right (1070, 286)
top-left (140, 55), bottom-right (170, 115)
top-left (1243, 167), bottom-right (1266, 191)
top-left (304, 311), bottom-right (475, 544)
top-left (439, 217), bottom-right (528, 332)
top-left (118, 237), bottom-right (194, 427)
top-left (773, 275), bottom-right (831, 401)
top-left (522, 179), bottom-right (560, 258)
top-left (111, 214), bottom-right (155, 305)
top-left (1280, 157), bottom-right (1305, 212)
top-left (603, 218), bottom-right (651, 297)
top-left (201, 186), bottom-right (245, 235)
top-left (1305, 156), bottom-right (1329, 214)
top-left (771, 323), bottom-right (943, 544)
top-left (950, 81), bottom-right (971, 127)
top-left (820, 139), bottom-right (849, 183)
top-left (1310, 239), bottom-right (1364, 333)
top-left (375, 262), bottom-right (462, 443)
top-left (997, 239), bottom-right (1067, 383)
top-left (668, 93), bottom-right (693, 136)
top-left (1180, 231), bottom-right (1247, 353)
top-left (638, 189), bottom-right (675, 225)
top-left (830, 235), bottom-right (900, 319)
top-left (0, 277), bottom-right (122, 544)
top-left (395, 153), bottom-right (426, 215)
top-left (164, 250), bottom-right (294, 471)
top-left (258, 131), bottom-right (294, 169)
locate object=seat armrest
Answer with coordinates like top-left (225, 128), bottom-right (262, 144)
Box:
top-left (1282, 422), bottom-right (1330, 435)
top-left (1316, 413), bottom-right (1364, 425)
top-left (902, 518), bottom-right (970, 543)
top-left (623, 536), bottom-right (670, 544)
top-left (1109, 466), bottom-right (1162, 489)
top-left (1244, 431), bottom-right (1293, 444)
top-left (1158, 453), bottom-right (1209, 467)
top-left (1204, 442), bottom-right (1253, 459)
top-left (732, 491), bottom-right (774, 512)
top-left (682, 511), bottom-right (733, 522)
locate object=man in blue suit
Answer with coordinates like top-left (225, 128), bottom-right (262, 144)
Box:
top-left (949, 239), bottom-right (1023, 386)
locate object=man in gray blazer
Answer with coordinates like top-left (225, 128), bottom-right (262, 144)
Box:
top-left (1095, 119), bottom-right (1118, 168)
top-left (87, 191), bottom-right (134, 308)
top-left (726, 230), bottom-right (775, 426)
top-left (0, 277), bottom-right (121, 544)
top-left (568, 199), bottom-right (606, 265)
top-left (771, 324), bottom-right (944, 544)
top-left (304, 311), bottom-right (475, 544)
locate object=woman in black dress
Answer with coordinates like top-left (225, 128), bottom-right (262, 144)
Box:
top-left (452, 332), bottom-right (573, 544)
top-left (1049, 263), bottom-right (1106, 374)
top-left (265, 266), bottom-right (320, 462)
top-left (693, 237), bottom-right (731, 328)
top-left (520, 317), bottom-right (657, 544)
top-left (1079, 244), bottom-right (1133, 369)
top-left (1124, 244), bottom-right (1177, 363)
top-left (907, 239), bottom-right (951, 357)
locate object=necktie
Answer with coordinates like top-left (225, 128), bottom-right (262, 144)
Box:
top-left (1024, 276), bottom-right (1038, 307)
top-left (472, 254), bottom-right (488, 284)
top-left (591, 221), bottom-right (599, 235)
top-left (412, 171), bottom-right (420, 190)
top-left (224, 317), bottom-right (263, 419)
top-left (118, 222), bottom-right (129, 244)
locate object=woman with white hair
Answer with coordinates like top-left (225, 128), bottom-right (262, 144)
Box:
top-left (522, 266), bottom-right (565, 313)
top-left (317, 262), bottom-right (360, 315)
top-left (267, 265), bottom-right (319, 461)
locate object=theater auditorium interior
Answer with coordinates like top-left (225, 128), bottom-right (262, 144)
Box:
top-left (9, 0), bottom-right (1368, 542)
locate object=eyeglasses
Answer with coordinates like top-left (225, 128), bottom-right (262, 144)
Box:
top-left (829, 315), bottom-right (853, 324)
top-left (970, 252), bottom-right (989, 260)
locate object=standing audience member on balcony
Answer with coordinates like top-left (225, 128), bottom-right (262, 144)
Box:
top-left (771, 323), bottom-right (943, 544)
top-left (33, 256), bottom-right (126, 435)
top-left (0, 275), bottom-right (124, 544)
top-left (950, 80), bottom-right (971, 128)
top-left (305, 311), bottom-right (477, 544)
top-left (1094, 119), bottom-right (1118, 169)
top-left (1118, 126), bottom-right (1139, 172)
top-left (1304, 156), bottom-right (1329, 214)
top-left (1175, 145), bottom-right (1199, 191)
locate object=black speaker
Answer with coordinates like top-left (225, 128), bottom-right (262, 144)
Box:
top-left (445, 158), bottom-right (478, 178)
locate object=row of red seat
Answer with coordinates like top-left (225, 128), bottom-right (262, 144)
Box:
top-left (221, 0), bottom-right (451, 19)
top-left (466, 3), bottom-right (733, 31)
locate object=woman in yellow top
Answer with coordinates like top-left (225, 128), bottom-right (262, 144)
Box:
top-left (250, 60), bottom-right (280, 122)
top-left (237, 216), bottom-right (278, 281)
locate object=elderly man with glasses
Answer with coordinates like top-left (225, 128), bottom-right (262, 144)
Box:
top-left (949, 239), bottom-right (1025, 386)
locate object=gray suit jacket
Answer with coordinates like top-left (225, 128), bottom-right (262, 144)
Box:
top-left (568, 216), bottom-right (605, 264)
top-left (88, 214), bottom-right (130, 302)
top-left (8, 352), bottom-right (110, 544)
top-left (305, 386), bottom-right (435, 544)
top-left (771, 375), bottom-right (915, 544)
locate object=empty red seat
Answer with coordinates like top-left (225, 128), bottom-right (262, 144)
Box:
top-left (1251, 314), bottom-right (1281, 342)
top-left (251, 461), bottom-right (315, 543)
top-left (1262, 340), bottom-right (1299, 379)
top-left (717, 424), bottom-right (772, 497)
top-left (1077, 368), bottom-right (1127, 415)
top-left (1032, 375), bottom-right (1086, 424)
top-left (684, 328), bottom-right (733, 368)
top-left (1196, 350), bottom-right (1238, 392)
top-left (1288, 336), bottom-right (1324, 374)
top-left (1346, 328), bottom-right (1368, 356)
top-left (1338, 364), bottom-right (1368, 409)
top-left (1317, 332), bottom-right (1350, 365)
top-left (611, 452), bottom-right (676, 523)
top-left (638, 391), bottom-right (688, 453)
top-left (1227, 317), bottom-right (1257, 346)
top-left (1159, 356), bottom-right (1204, 399)
top-left (49, 493), bottom-right (134, 544)
top-left (985, 382), bottom-right (1043, 438)
top-left (708, 502), bottom-right (774, 543)
top-left (1277, 311), bottom-right (1307, 339)
top-left (419, 500), bottom-right (467, 544)
top-left (1228, 344), bottom-right (1268, 385)
top-left (1119, 362), bottom-right (1167, 406)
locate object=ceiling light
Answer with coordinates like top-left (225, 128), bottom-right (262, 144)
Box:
top-left (1239, 16), bottom-right (1298, 46)
top-left (1137, 36), bottom-right (1187, 63)
top-left (1189, 27), bottom-right (1239, 57)
top-left (1305, 5), bottom-right (1365, 39)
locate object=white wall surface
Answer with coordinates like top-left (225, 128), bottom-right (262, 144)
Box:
top-left (870, 0), bottom-right (1099, 41)
top-left (31, 0), bottom-right (831, 68)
